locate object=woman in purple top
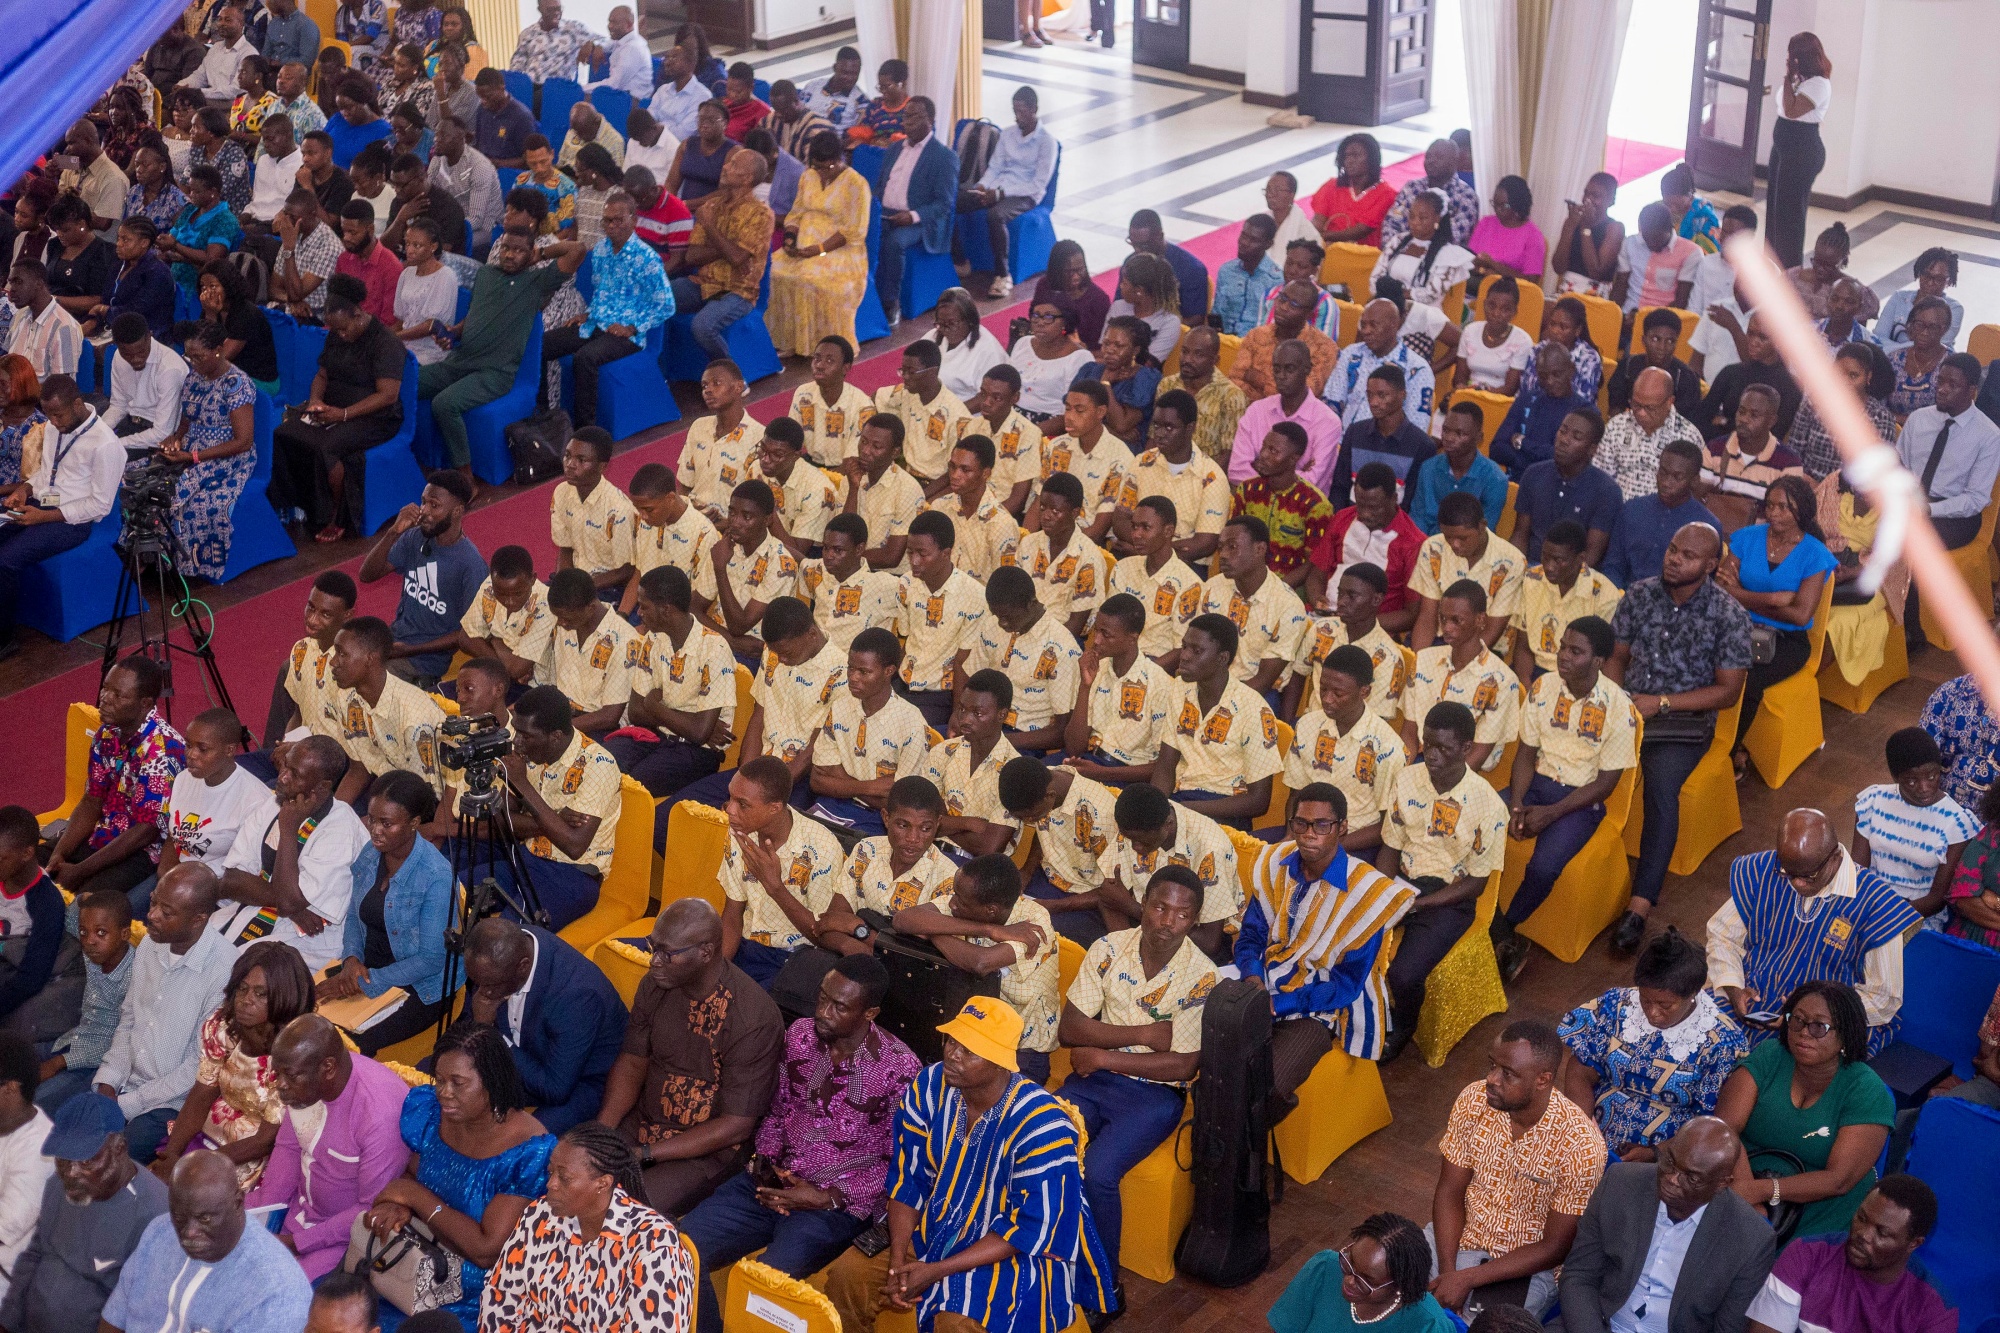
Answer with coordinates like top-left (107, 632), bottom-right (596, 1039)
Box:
top-left (1467, 175), bottom-right (1547, 283)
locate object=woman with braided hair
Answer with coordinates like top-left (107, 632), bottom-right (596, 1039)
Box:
top-left (1268, 1211), bottom-right (1456, 1333)
top-left (477, 1122), bottom-right (696, 1331)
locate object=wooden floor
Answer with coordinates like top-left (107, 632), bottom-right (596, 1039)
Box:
top-left (1119, 645), bottom-right (1959, 1328)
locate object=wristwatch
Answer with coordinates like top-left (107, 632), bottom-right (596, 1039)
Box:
top-left (1658, 694), bottom-right (1673, 714)
top-left (850, 923), bottom-right (871, 941)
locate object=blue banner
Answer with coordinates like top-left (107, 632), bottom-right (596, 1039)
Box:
top-left (0, 0), bottom-right (190, 190)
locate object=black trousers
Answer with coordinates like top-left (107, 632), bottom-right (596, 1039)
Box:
top-left (353, 990), bottom-right (453, 1056)
top-left (953, 191), bottom-right (1037, 278)
top-left (541, 327), bottom-right (640, 431)
top-left (602, 733), bottom-right (724, 801)
top-left (1765, 118), bottom-right (1824, 270)
top-left (1736, 629), bottom-right (1812, 748)
top-left (1386, 888), bottom-right (1477, 1037)
top-left (1632, 735), bottom-right (1708, 904)
top-left (270, 412), bottom-right (401, 531)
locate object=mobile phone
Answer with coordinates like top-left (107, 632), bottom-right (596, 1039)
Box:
top-left (50, 154), bottom-right (81, 172)
top-left (749, 1154), bottom-right (784, 1188)
top-left (1745, 1010), bottom-right (1784, 1025)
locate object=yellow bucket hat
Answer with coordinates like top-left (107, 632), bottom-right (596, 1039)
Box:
top-left (936, 997), bottom-right (1023, 1071)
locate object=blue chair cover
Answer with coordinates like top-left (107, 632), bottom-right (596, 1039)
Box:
top-left (17, 503), bottom-right (124, 642)
top-left (1899, 931), bottom-right (2000, 1079)
top-left (358, 352), bottom-right (427, 535)
top-left (216, 391), bottom-right (298, 581)
top-left (537, 77), bottom-right (584, 146)
top-left (1906, 1096), bottom-right (2000, 1329)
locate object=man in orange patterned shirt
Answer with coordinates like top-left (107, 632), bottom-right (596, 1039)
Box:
top-left (1432, 1018), bottom-right (1607, 1318)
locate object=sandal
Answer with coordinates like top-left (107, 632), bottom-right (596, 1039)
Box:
top-left (314, 524), bottom-right (348, 544)
top-left (1731, 748), bottom-right (1750, 783)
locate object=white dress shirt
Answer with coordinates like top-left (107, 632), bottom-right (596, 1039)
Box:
top-left (975, 123), bottom-right (1058, 202)
top-left (647, 78), bottom-right (709, 143)
top-left (182, 35), bottom-right (256, 97)
top-left (1607, 1202), bottom-right (1707, 1333)
top-left (27, 407), bottom-right (124, 526)
top-left (216, 797), bottom-right (369, 973)
top-left (0, 1107), bottom-right (53, 1303)
top-left (503, 929), bottom-right (540, 1045)
top-left (587, 28), bottom-right (655, 101)
top-left (1898, 402), bottom-right (2000, 520)
top-left (102, 342), bottom-right (189, 452)
top-left (249, 147), bottom-right (304, 223)
top-left (624, 132), bottom-right (680, 181)
top-left (884, 134), bottom-right (931, 213)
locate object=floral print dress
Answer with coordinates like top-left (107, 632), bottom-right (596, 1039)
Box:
top-left (0, 413), bottom-right (44, 487)
top-left (1557, 986), bottom-right (1749, 1152)
top-left (172, 363), bottom-right (259, 578)
top-left (194, 1010), bottom-right (284, 1189)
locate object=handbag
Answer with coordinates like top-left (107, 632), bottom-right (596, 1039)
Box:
top-left (1749, 625), bottom-right (1778, 665)
top-left (1642, 709), bottom-right (1716, 747)
top-left (502, 407), bottom-right (570, 487)
top-left (1749, 1148), bottom-right (1807, 1247)
top-left (343, 1211), bottom-right (464, 1315)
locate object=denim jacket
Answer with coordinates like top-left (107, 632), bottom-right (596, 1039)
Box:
top-left (343, 837), bottom-right (453, 1003)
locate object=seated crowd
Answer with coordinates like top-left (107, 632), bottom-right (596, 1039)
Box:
top-left (0, 9), bottom-right (1990, 1333)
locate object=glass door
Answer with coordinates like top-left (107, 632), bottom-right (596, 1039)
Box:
top-left (1683, 0), bottom-right (1772, 194)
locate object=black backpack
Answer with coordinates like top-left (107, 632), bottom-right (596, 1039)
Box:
top-left (1173, 978), bottom-right (1276, 1286)
top-left (502, 407), bottom-right (571, 486)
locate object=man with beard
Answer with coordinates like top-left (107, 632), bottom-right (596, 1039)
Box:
top-left (356, 471), bottom-right (484, 688)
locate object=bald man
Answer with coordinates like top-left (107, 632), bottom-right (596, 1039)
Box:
top-left (1599, 365), bottom-right (1709, 502)
top-left (1560, 1117), bottom-right (1775, 1333)
top-left (92, 865), bottom-right (235, 1162)
top-left (1325, 296), bottom-right (1437, 433)
top-left (101, 1150), bottom-right (312, 1333)
top-left (1707, 809), bottom-right (1919, 1055)
top-left (247, 1015), bottom-right (411, 1279)
top-left (1379, 136), bottom-right (1481, 255)
top-left (59, 119), bottom-right (128, 238)
top-left (461, 916), bottom-right (627, 1133)
top-left (584, 5), bottom-right (654, 102)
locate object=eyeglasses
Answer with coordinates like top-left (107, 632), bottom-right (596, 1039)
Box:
top-left (1028, 309), bottom-right (1061, 323)
top-left (648, 943), bottom-right (704, 966)
top-left (1784, 846), bottom-right (1840, 890)
top-left (1289, 816), bottom-right (1343, 837)
top-left (1337, 1244), bottom-right (1395, 1296)
top-left (1785, 1012), bottom-right (1834, 1039)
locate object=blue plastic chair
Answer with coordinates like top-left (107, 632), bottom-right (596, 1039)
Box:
top-left (954, 134), bottom-right (1060, 284)
top-left (461, 315), bottom-right (544, 485)
top-left (358, 353), bottom-right (428, 535)
top-left (854, 204), bottom-right (890, 344)
top-left (17, 504), bottom-right (124, 642)
top-left (265, 307), bottom-right (300, 402)
top-left (651, 55), bottom-right (665, 88)
top-left (538, 77), bottom-right (584, 146)
top-left (851, 142), bottom-right (951, 320)
top-left (663, 265), bottom-right (779, 385)
top-left (557, 320), bottom-right (679, 440)
top-left (753, 79), bottom-right (771, 102)
top-left (217, 392), bottom-right (299, 581)
top-left (502, 70), bottom-right (535, 113)
top-left (1906, 1096), bottom-right (2000, 1329)
top-left (897, 230), bottom-right (956, 323)
top-left (589, 86), bottom-right (633, 135)
top-left (74, 343), bottom-right (98, 396)
top-left (497, 167), bottom-right (521, 198)
top-left (1896, 930), bottom-right (2000, 1079)
top-left (460, 218), bottom-right (474, 254)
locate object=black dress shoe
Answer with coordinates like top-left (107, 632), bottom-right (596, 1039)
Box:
top-left (1610, 910), bottom-right (1647, 955)
top-left (1494, 933), bottom-right (1531, 984)
top-left (1086, 1285), bottom-right (1126, 1331)
top-left (1380, 1028), bottom-right (1413, 1064)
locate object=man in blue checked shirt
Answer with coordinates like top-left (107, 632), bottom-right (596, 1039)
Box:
top-left (540, 190), bottom-right (673, 428)
top-left (1212, 214), bottom-right (1282, 336)
top-left (1324, 298), bottom-right (1436, 432)
top-left (957, 87), bottom-right (1058, 300)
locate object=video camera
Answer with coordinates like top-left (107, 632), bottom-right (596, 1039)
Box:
top-left (115, 455), bottom-right (182, 560)
top-left (439, 713), bottom-right (512, 806)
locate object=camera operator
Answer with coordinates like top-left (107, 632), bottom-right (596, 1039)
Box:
top-left (0, 375), bottom-right (122, 659)
top-left (426, 656), bottom-right (515, 841)
top-left (475, 685), bottom-right (622, 933)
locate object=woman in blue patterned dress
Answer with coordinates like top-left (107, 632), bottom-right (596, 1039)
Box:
top-left (363, 1022), bottom-right (553, 1333)
top-left (124, 144), bottom-right (189, 234)
top-left (1558, 927), bottom-right (1748, 1162)
top-left (160, 323), bottom-right (258, 579)
top-left (1886, 297), bottom-right (1952, 420)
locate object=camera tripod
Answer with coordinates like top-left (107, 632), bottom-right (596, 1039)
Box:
top-left (98, 526), bottom-right (235, 723)
top-left (436, 778), bottom-right (550, 1043)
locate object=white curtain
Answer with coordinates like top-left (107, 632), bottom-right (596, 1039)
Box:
top-left (910, 0), bottom-right (964, 129)
top-left (1460, 0), bottom-right (1527, 201)
top-left (1525, 0), bottom-right (1633, 284)
top-left (853, 0), bottom-right (899, 81)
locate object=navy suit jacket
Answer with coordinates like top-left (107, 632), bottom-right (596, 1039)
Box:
top-left (492, 925), bottom-right (628, 1113)
top-left (880, 136), bottom-right (960, 255)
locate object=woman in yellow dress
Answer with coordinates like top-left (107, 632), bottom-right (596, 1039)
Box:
top-left (766, 130), bottom-right (872, 358)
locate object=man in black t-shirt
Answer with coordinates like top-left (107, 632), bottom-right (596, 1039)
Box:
top-left (269, 274), bottom-right (407, 540)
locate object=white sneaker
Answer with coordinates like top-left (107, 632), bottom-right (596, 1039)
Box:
top-left (991, 275), bottom-right (1013, 299)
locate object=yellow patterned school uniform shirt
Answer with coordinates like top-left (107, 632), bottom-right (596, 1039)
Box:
top-left (720, 811), bottom-right (846, 950)
top-left (895, 568), bottom-right (991, 693)
top-left (874, 382), bottom-right (972, 482)
top-left (1007, 526), bottom-right (1108, 626)
top-left (524, 730), bottom-right (623, 873)
top-left (1511, 566), bottom-right (1624, 674)
top-left (1383, 763), bottom-right (1509, 884)
top-left (1037, 431), bottom-right (1135, 518)
top-left (840, 837), bottom-right (960, 914)
top-left (1408, 530), bottom-right (1527, 621)
top-left (331, 676), bottom-right (445, 784)
top-left (750, 456), bottom-right (846, 544)
top-left (1165, 676), bottom-right (1283, 797)
top-left (1198, 571), bottom-right (1311, 682)
top-left (1118, 449), bottom-right (1232, 542)
top-left (693, 534), bottom-right (802, 640)
top-left (799, 559), bottom-right (902, 652)
top-left (921, 490), bottom-right (1020, 579)
top-left (632, 622), bottom-right (738, 746)
top-left (459, 578), bottom-right (556, 684)
top-left (1283, 707), bottom-right (1407, 834)
top-left (966, 612), bottom-right (1083, 732)
top-left (974, 408), bottom-right (1044, 499)
top-left (1402, 646), bottom-right (1523, 771)
top-left (919, 733), bottom-right (1023, 851)
top-left (1109, 553), bottom-right (1205, 660)
top-left (852, 462), bottom-right (927, 558)
top-left (1080, 654), bottom-right (1176, 766)
top-left (1291, 617), bottom-right (1409, 719)
top-left (632, 503), bottom-right (721, 582)
top-left (549, 478), bottom-right (636, 577)
top-left (810, 692), bottom-right (932, 784)
top-left (550, 611), bottom-right (641, 721)
top-left (1106, 800), bottom-right (1242, 926)
top-left (676, 414), bottom-right (768, 516)
top-left (790, 380), bottom-right (874, 466)
top-left (752, 639), bottom-right (847, 763)
top-left (283, 637), bottom-right (343, 738)
top-left (1521, 670), bottom-right (1639, 789)
top-left (1028, 768), bottom-right (1121, 894)
top-left (1067, 928), bottom-right (1218, 1085)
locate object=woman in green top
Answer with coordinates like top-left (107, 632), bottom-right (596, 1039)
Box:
top-left (1270, 1211), bottom-right (1459, 1333)
top-left (1714, 979), bottom-right (1894, 1241)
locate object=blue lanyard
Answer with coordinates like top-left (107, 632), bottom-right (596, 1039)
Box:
top-left (47, 414), bottom-right (93, 489)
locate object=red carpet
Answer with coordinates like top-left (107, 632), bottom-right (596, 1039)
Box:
top-left (2, 138), bottom-right (1681, 809)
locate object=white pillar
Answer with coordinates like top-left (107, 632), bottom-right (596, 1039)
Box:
top-left (1244, 1), bottom-right (1301, 105)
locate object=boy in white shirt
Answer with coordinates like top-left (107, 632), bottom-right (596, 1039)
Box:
top-left (158, 709), bottom-right (270, 881)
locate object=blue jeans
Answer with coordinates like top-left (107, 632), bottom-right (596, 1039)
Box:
top-left (875, 224), bottom-right (927, 317)
top-left (670, 278), bottom-right (754, 361)
top-left (678, 1169), bottom-right (871, 1333)
top-left (0, 517), bottom-right (91, 641)
top-left (1503, 773), bottom-right (1604, 926)
top-left (33, 1039), bottom-right (97, 1113)
top-left (124, 1106), bottom-right (178, 1164)
top-left (808, 796), bottom-right (885, 838)
top-left (1056, 1070), bottom-right (1186, 1276)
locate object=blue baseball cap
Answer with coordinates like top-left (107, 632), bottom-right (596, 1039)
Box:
top-left (42, 1093), bottom-right (126, 1160)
